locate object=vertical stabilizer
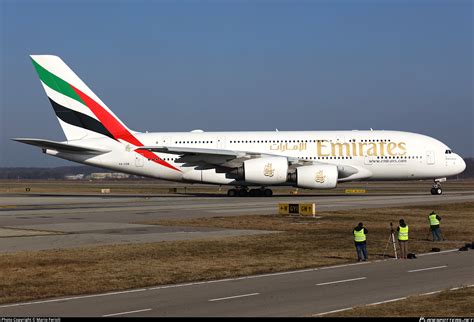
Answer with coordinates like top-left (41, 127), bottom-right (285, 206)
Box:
top-left (30, 55), bottom-right (134, 141)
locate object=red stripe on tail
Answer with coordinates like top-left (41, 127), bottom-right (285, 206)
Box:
top-left (70, 85), bottom-right (181, 172)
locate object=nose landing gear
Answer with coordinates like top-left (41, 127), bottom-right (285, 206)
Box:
top-left (430, 179), bottom-right (443, 195)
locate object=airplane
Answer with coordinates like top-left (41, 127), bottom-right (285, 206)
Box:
top-left (13, 55), bottom-right (466, 197)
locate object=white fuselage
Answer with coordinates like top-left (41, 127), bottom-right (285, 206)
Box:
top-left (25, 55), bottom-right (466, 190)
top-left (47, 130), bottom-right (466, 187)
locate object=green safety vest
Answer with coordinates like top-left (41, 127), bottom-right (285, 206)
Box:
top-left (398, 225), bottom-right (409, 241)
top-left (353, 228), bottom-right (366, 242)
top-left (429, 214), bottom-right (440, 226)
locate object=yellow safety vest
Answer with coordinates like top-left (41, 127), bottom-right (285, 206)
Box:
top-left (398, 225), bottom-right (409, 241)
top-left (429, 214), bottom-right (440, 226)
top-left (354, 229), bottom-right (366, 242)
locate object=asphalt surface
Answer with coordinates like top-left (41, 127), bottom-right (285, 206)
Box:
top-left (0, 191), bottom-right (473, 252)
top-left (0, 188), bottom-right (473, 316)
top-left (0, 249), bottom-right (472, 317)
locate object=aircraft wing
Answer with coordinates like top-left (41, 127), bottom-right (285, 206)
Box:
top-left (137, 145), bottom-right (265, 168)
top-left (138, 145), bottom-right (368, 179)
top-left (139, 146), bottom-right (247, 157)
top-left (139, 146), bottom-right (309, 169)
top-left (12, 138), bottom-right (111, 154)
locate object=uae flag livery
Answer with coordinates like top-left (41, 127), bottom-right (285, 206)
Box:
top-left (30, 55), bottom-right (179, 172)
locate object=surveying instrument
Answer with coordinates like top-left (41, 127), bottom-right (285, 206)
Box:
top-left (426, 227), bottom-right (446, 241)
top-left (383, 222), bottom-right (398, 259)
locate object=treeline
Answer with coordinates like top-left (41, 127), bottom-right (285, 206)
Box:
top-left (0, 158), bottom-right (473, 179)
top-left (0, 166), bottom-right (112, 179)
top-left (457, 157), bottom-right (474, 178)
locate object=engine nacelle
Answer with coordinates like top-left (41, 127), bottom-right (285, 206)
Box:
top-left (244, 157), bottom-right (288, 184)
top-left (296, 164), bottom-right (338, 189)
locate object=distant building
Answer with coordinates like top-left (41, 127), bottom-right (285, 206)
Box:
top-left (89, 172), bottom-right (130, 180)
top-left (64, 174), bottom-right (85, 180)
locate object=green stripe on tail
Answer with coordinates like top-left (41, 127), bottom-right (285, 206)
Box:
top-left (30, 58), bottom-right (84, 105)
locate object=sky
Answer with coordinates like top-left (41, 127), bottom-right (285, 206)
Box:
top-left (0, 0), bottom-right (472, 167)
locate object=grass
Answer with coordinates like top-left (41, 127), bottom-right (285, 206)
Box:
top-left (326, 286), bottom-right (474, 317)
top-left (149, 201), bottom-right (474, 249)
top-left (0, 202), bottom-right (472, 306)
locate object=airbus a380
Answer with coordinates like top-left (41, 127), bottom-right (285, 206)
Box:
top-left (14, 55), bottom-right (466, 197)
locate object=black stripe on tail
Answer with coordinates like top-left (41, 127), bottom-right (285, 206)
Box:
top-left (48, 98), bottom-right (115, 140)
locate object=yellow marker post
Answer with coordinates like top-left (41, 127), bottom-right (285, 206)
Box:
top-left (299, 203), bottom-right (316, 216)
top-left (278, 203), bottom-right (290, 215)
top-left (278, 203), bottom-right (316, 217)
top-left (345, 189), bottom-right (367, 194)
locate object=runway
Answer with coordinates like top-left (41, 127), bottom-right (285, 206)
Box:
top-left (0, 191), bottom-right (473, 252)
top-left (0, 250), bottom-right (472, 316)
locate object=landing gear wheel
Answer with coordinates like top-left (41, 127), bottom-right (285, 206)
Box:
top-left (238, 189), bottom-right (248, 197)
top-left (431, 180), bottom-right (443, 195)
top-left (227, 189), bottom-right (237, 197)
top-left (263, 189), bottom-right (273, 197)
top-left (249, 189), bottom-right (262, 197)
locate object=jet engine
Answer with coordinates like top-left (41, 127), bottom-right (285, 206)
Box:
top-left (243, 156), bottom-right (288, 184)
top-left (293, 164), bottom-right (338, 189)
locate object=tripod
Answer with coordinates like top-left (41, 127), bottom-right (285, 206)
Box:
top-left (426, 226), bottom-right (446, 241)
top-left (383, 223), bottom-right (398, 259)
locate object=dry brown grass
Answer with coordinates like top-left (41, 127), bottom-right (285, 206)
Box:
top-left (328, 286), bottom-right (474, 317)
top-left (150, 201), bottom-right (474, 252)
top-left (0, 202), bottom-right (472, 305)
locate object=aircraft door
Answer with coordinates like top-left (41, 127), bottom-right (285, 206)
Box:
top-left (135, 155), bottom-right (144, 167)
top-left (335, 135), bottom-right (345, 144)
top-left (364, 155), bottom-right (373, 165)
top-left (162, 136), bottom-right (172, 146)
top-left (426, 151), bottom-right (435, 165)
top-left (216, 137), bottom-right (226, 149)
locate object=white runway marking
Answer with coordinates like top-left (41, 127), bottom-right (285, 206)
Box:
top-left (407, 265), bottom-right (447, 273)
top-left (450, 284), bottom-right (474, 291)
top-left (312, 285), bottom-right (474, 316)
top-left (209, 293), bottom-right (260, 302)
top-left (367, 297), bottom-right (407, 306)
top-left (312, 306), bottom-right (354, 316)
top-left (417, 249), bottom-right (458, 257)
top-left (0, 288), bottom-right (149, 309)
top-left (420, 290), bottom-right (442, 296)
top-left (102, 308), bottom-right (151, 317)
top-left (316, 277), bottom-right (367, 286)
top-left (0, 249), bottom-right (459, 309)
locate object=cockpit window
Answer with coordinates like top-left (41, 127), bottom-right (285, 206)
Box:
top-left (445, 149), bottom-right (452, 154)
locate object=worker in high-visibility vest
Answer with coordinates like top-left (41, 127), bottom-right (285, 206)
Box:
top-left (429, 211), bottom-right (442, 241)
top-left (353, 222), bottom-right (368, 261)
top-left (397, 219), bottom-right (409, 259)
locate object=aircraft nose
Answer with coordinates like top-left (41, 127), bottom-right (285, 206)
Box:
top-left (458, 156), bottom-right (466, 173)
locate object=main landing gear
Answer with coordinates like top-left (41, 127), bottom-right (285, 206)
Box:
top-left (227, 187), bottom-right (273, 197)
top-left (430, 180), bottom-right (443, 195)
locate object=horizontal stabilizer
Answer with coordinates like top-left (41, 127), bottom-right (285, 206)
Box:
top-left (12, 138), bottom-right (110, 154)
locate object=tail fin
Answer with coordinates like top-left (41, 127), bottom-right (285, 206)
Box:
top-left (30, 55), bottom-right (135, 142)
